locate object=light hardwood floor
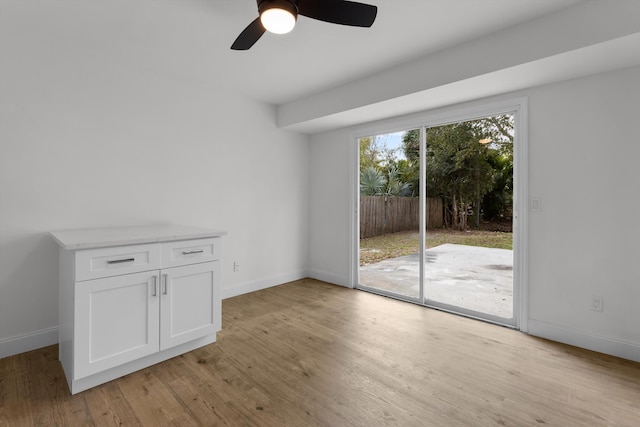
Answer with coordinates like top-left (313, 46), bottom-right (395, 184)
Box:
top-left (1, 279), bottom-right (639, 426)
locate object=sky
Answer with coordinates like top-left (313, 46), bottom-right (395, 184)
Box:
top-left (385, 132), bottom-right (404, 150)
top-left (377, 131), bottom-right (405, 160)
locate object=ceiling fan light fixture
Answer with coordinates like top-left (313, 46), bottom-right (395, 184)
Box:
top-left (231, 0), bottom-right (376, 50)
top-left (259, 0), bottom-right (297, 34)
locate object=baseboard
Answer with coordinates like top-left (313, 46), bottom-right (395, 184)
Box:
top-left (221, 270), bottom-right (308, 299)
top-left (6, 303), bottom-right (639, 366)
top-left (0, 326), bottom-right (59, 359)
top-left (528, 319), bottom-right (640, 363)
top-left (307, 268), bottom-right (350, 288)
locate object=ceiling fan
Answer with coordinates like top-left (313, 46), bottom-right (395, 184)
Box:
top-left (231, 0), bottom-right (378, 50)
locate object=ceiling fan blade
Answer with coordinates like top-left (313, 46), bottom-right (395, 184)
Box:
top-left (231, 17), bottom-right (266, 50)
top-left (298, 0), bottom-right (377, 27)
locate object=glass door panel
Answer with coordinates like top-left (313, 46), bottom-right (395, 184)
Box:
top-left (358, 130), bottom-right (421, 300)
top-left (424, 116), bottom-right (514, 323)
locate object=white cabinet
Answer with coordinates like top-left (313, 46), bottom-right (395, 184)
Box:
top-left (52, 225), bottom-right (225, 394)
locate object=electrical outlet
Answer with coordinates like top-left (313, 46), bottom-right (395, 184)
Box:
top-left (591, 296), bottom-right (603, 312)
top-left (233, 262), bottom-right (240, 272)
top-left (531, 198), bottom-right (541, 212)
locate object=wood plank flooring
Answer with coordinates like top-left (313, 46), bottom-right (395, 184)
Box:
top-left (1, 278), bottom-right (639, 426)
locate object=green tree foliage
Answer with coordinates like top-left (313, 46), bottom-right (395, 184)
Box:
top-left (401, 129), bottom-right (421, 195)
top-left (425, 122), bottom-right (494, 229)
top-left (360, 166), bottom-right (386, 195)
top-left (400, 115), bottom-right (514, 229)
top-left (476, 115), bottom-right (514, 221)
top-left (402, 129), bottom-right (420, 162)
top-left (384, 167), bottom-right (413, 196)
top-left (359, 136), bottom-right (414, 197)
top-left (359, 137), bottom-right (379, 171)
top-left (359, 136), bottom-right (396, 171)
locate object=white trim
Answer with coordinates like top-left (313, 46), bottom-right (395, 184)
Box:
top-left (528, 320), bottom-right (640, 363)
top-left (350, 97), bottom-right (527, 139)
top-left (350, 96), bottom-right (529, 329)
top-left (348, 129), bottom-right (359, 289)
top-left (514, 98), bottom-right (529, 332)
top-left (0, 326), bottom-right (59, 359)
top-left (221, 270), bottom-right (308, 299)
top-left (419, 126), bottom-right (426, 302)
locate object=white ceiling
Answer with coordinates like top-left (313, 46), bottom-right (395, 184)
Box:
top-left (9, 0), bottom-right (586, 106)
top-left (218, 0), bottom-right (586, 104)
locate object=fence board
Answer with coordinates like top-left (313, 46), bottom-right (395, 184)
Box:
top-left (360, 196), bottom-right (443, 238)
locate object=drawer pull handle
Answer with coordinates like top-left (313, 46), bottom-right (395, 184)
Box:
top-left (152, 276), bottom-right (158, 297)
top-left (107, 258), bottom-right (135, 264)
top-left (162, 274), bottom-right (168, 295)
top-left (182, 250), bottom-right (204, 255)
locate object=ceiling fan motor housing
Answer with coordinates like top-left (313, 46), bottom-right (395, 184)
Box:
top-left (258, 0), bottom-right (299, 18)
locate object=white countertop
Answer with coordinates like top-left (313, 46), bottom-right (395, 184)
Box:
top-left (50, 224), bottom-right (226, 250)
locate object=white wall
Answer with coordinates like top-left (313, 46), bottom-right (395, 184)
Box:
top-left (308, 128), bottom-right (352, 286)
top-left (0, 9), bottom-right (310, 357)
top-left (309, 66), bottom-right (640, 362)
top-left (525, 67), bottom-right (640, 361)
top-left (279, 0), bottom-right (640, 133)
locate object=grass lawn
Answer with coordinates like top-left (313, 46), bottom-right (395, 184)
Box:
top-left (360, 229), bottom-right (513, 265)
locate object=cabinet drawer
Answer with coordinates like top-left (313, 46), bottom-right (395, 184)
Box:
top-left (161, 238), bottom-right (220, 268)
top-left (75, 244), bottom-right (161, 281)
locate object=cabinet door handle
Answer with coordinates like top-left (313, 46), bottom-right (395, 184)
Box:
top-left (162, 274), bottom-right (168, 295)
top-left (182, 250), bottom-right (204, 255)
top-left (107, 258), bottom-right (135, 264)
top-left (152, 275), bottom-right (158, 297)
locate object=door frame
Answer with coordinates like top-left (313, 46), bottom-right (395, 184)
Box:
top-left (349, 97), bottom-right (529, 331)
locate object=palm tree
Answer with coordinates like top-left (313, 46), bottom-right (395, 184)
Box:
top-left (383, 167), bottom-right (413, 196)
top-left (360, 167), bottom-right (386, 195)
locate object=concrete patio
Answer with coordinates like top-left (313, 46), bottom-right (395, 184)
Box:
top-left (359, 243), bottom-right (513, 319)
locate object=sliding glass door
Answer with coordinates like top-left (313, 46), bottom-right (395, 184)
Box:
top-left (356, 109), bottom-right (520, 328)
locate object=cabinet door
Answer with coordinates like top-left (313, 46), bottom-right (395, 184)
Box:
top-left (160, 261), bottom-right (220, 350)
top-left (75, 271), bottom-right (160, 379)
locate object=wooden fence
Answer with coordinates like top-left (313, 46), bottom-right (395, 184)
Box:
top-left (360, 196), bottom-right (444, 239)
